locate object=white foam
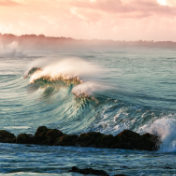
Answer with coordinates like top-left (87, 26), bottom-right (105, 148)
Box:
top-left (4, 126), bottom-right (31, 129)
top-left (24, 58), bottom-right (109, 96)
top-left (148, 116), bottom-right (176, 153)
top-left (24, 58), bottom-right (102, 82)
top-left (72, 81), bottom-right (103, 97)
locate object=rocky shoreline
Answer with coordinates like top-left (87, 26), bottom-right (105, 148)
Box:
top-left (0, 127), bottom-right (161, 176)
top-left (0, 126), bottom-right (160, 151)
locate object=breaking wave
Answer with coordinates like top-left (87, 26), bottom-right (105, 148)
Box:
top-left (22, 58), bottom-right (176, 153)
top-left (24, 58), bottom-right (108, 97)
top-left (0, 56), bottom-right (175, 153)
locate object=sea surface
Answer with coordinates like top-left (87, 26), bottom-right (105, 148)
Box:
top-left (1, 46), bottom-right (176, 175)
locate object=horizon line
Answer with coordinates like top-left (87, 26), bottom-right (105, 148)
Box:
top-left (0, 33), bottom-right (176, 43)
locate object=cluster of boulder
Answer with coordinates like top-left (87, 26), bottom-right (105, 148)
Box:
top-left (0, 126), bottom-right (160, 151)
top-left (69, 166), bottom-right (126, 176)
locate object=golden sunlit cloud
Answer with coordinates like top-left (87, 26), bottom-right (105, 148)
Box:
top-left (0, 0), bottom-right (176, 41)
top-left (0, 0), bottom-right (21, 6)
top-left (157, 0), bottom-right (168, 5)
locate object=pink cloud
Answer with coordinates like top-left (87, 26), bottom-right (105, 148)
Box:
top-left (133, 0), bottom-right (176, 17)
top-left (0, 0), bottom-right (21, 6)
top-left (0, 0), bottom-right (176, 41)
top-left (70, 0), bottom-right (176, 18)
top-left (71, 0), bottom-right (136, 14)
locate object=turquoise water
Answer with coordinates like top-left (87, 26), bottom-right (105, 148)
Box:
top-left (1, 47), bottom-right (176, 175)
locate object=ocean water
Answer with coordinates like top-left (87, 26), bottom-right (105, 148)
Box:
top-left (1, 45), bottom-right (176, 175)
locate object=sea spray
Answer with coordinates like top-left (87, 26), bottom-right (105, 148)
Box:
top-left (0, 41), bottom-right (19, 58)
top-left (24, 58), bottom-right (109, 97)
top-left (149, 117), bottom-right (176, 152)
top-left (24, 58), bottom-right (103, 80)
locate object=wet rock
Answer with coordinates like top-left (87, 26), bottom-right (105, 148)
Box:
top-left (0, 126), bottom-right (160, 151)
top-left (34, 126), bottom-right (63, 145)
top-left (69, 166), bottom-right (109, 176)
top-left (34, 126), bottom-right (47, 142)
top-left (0, 130), bottom-right (16, 143)
top-left (55, 134), bottom-right (78, 146)
top-left (164, 166), bottom-right (172, 169)
top-left (45, 129), bottom-right (64, 145)
top-left (140, 133), bottom-right (160, 151)
top-left (112, 130), bottom-right (160, 151)
top-left (54, 129), bottom-right (160, 151)
top-left (35, 126), bottom-right (48, 134)
top-left (101, 134), bottom-right (115, 148)
top-left (113, 130), bottom-right (141, 149)
top-left (78, 132), bottom-right (103, 147)
top-left (16, 133), bottom-right (34, 144)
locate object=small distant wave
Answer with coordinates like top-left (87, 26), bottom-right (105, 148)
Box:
top-left (0, 41), bottom-right (24, 58)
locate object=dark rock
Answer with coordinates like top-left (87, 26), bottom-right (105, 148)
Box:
top-left (35, 126), bottom-right (48, 136)
top-left (113, 130), bottom-right (141, 149)
top-left (0, 130), bottom-right (16, 143)
top-left (140, 133), bottom-right (160, 151)
top-left (78, 132), bottom-right (103, 147)
top-left (34, 126), bottom-right (63, 145)
top-left (39, 138), bottom-right (52, 145)
top-left (0, 126), bottom-right (161, 151)
top-left (55, 134), bottom-right (78, 146)
top-left (45, 129), bottom-right (63, 145)
top-left (164, 166), bottom-right (172, 169)
top-left (69, 166), bottom-right (109, 176)
top-left (34, 126), bottom-right (48, 144)
top-left (46, 129), bottom-right (63, 139)
top-left (16, 133), bottom-right (34, 144)
top-left (101, 134), bottom-right (115, 148)
top-left (114, 174), bottom-right (127, 176)
top-left (54, 129), bottom-right (160, 151)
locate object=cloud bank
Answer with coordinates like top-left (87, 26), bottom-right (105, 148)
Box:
top-left (0, 0), bottom-right (175, 41)
top-left (0, 0), bottom-right (21, 6)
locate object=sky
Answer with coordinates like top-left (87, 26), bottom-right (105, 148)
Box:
top-left (0, 0), bottom-right (176, 41)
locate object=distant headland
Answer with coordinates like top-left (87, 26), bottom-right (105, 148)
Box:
top-left (1, 33), bottom-right (176, 50)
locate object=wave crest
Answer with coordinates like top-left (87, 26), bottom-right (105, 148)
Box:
top-left (24, 58), bottom-right (106, 97)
